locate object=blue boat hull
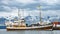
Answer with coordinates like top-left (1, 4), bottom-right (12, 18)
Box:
top-left (0, 26), bottom-right (6, 29)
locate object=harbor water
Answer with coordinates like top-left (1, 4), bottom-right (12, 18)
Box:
top-left (0, 29), bottom-right (60, 34)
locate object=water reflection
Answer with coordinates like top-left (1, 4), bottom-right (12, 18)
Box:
top-left (0, 29), bottom-right (53, 34)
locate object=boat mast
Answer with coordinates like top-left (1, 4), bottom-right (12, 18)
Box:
top-left (40, 6), bottom-right (42, 24)
top-left (18, 8), bottom-right (21, 23)
top-left (38, 6), bottom-right (42, 24)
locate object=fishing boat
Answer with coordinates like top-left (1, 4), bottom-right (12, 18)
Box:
top-left (5, 7), bottom-right (53, 30)
top-left (5, 21), bottom-right (52, 30)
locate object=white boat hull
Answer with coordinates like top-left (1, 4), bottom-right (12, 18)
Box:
top-left (6, 25), bottom-right (53, 30)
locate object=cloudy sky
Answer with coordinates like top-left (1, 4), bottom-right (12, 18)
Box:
top-left (0, 0), bottom-right (60, 18)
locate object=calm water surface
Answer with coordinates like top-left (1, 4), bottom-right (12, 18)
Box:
top-left (0, 29), bottom-right (60, 34)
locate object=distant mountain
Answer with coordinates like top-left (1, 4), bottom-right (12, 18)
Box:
top-left (0, 15), bottom-right (60, 25)
top-left (24, 15), bottom-right (40, 25)
top-left (24, 15), bottom-right (60, 25)
top-left (49, 17), bottom-right (60, 22)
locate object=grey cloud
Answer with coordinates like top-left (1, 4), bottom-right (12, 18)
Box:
top-left (0, 0), bottom-right (60, 12)
top-left (0, 5), bottom-right (12, 12)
